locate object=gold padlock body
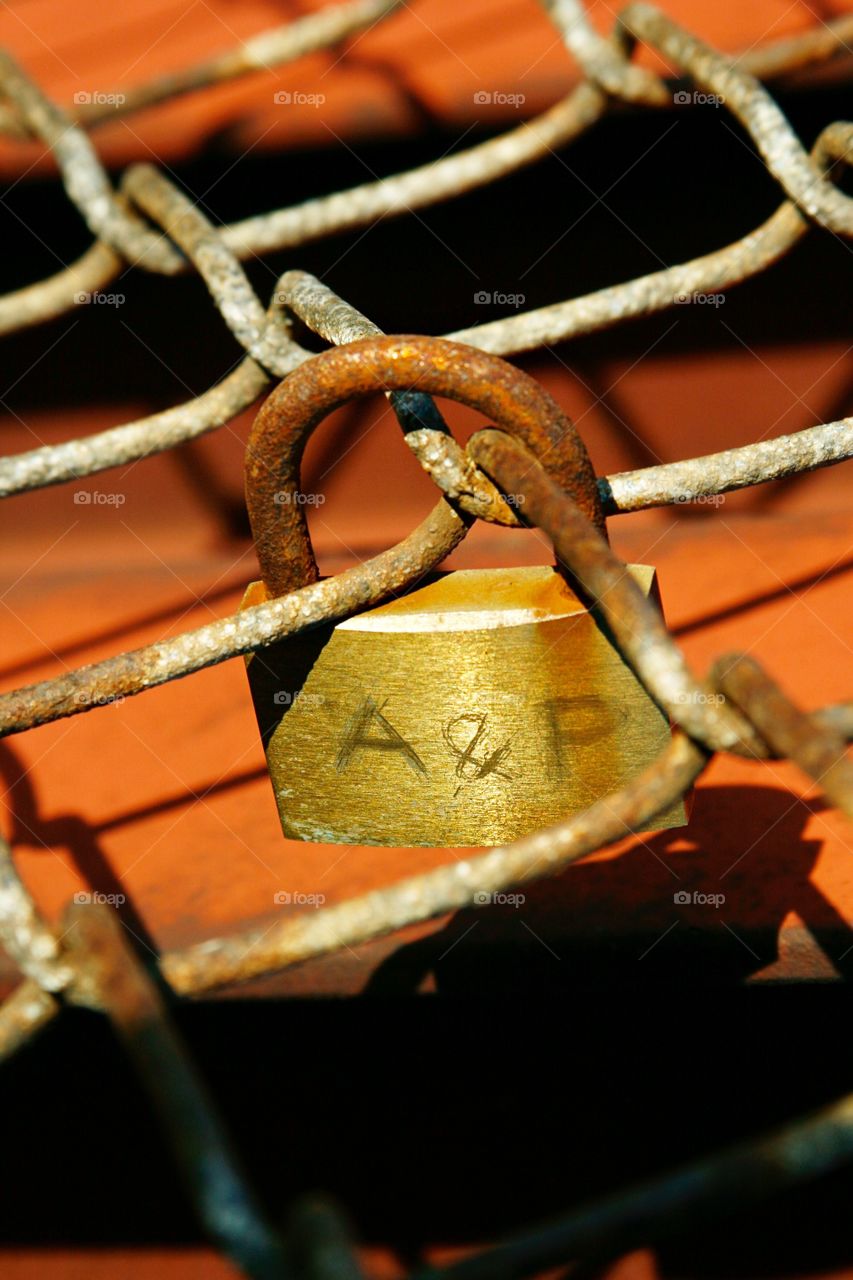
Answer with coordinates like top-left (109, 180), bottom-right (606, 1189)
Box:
top-left (242, 566), bottom-right (687, 846)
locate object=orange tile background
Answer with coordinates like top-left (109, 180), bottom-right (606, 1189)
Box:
top-left (0, 0), bottom-right (850, 993)
top-left (0, 2), bottom-right (852, 1275)
top-left (0, 0), bottom-right (850, 170)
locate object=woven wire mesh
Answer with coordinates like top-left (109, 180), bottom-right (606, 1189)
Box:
top-left (1, 2), bottom-right (853, 1276)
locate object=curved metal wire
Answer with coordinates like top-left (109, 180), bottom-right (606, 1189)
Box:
top-left (0, 5), bottom-right (852, 1279)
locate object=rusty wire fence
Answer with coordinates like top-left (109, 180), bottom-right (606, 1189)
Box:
top-left (1, 1), bottom-right (853, 1276)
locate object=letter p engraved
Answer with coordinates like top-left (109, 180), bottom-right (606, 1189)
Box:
top-left (540, 696), bottom-right (626, 776)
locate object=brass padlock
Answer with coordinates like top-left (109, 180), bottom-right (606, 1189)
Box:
top-left (242, 336), bottom-right (687, 846)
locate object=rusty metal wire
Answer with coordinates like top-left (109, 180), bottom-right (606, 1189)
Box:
top-left (0, 50), bottom-right (182, 275)
top-left (0, 497), bottom-right (469, 734)
top-left (123, 164), bottom-right (306, 379)
top-left (0, 837), bottom-right (72, 992)
top-left (63, 902), bottom-right (294, 1280)
top-left (1, 2), bottom-right (853, 1277)
top-left (417, 1087), bottom-right (853, 1280)
top-left (275, 267), bottom-right (853, 514)
top-left (0, 1), bottom-right (851, 340)
top-left (2, 113), bottom-right (852, 493)
top-left (714, 654), bottom-right (853, 822)
top-left (621, 4), bottom-right (853, 235)
top-left (0, 0), bottom-right (402, 138)
top-left (243, 336), bottom-right (604, 600)
top-left (0, 977), bottom-right (57, 1059)
top-left (275, 269), bottom-right (523, 526)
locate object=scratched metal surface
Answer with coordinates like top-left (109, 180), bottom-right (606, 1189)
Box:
top-left (245, 565), bottom-right (687, 845)
top-left (2, 372), bottom-right (850, 998)
top-left (1, 2), bottom-right (853, 1277)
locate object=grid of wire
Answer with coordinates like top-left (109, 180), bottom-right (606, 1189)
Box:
top-left (0, 2), bottom-right (853, 1276)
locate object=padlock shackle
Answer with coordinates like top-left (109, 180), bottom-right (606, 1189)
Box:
top-left (245, 335), bottom-right (605, 599)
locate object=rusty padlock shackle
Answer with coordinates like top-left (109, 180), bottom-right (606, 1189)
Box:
top-left (245, 335), bottom-right (605, 599)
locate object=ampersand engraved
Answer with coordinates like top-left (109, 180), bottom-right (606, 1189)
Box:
top-left (441, 712), bottom-right (513, 791)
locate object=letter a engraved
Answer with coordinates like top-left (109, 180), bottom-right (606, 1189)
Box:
top-left (336, 696), bottom-right (427, 777)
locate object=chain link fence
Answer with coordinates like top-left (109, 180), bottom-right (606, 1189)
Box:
top-left (1, 2), bottom-right (853, 1276)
